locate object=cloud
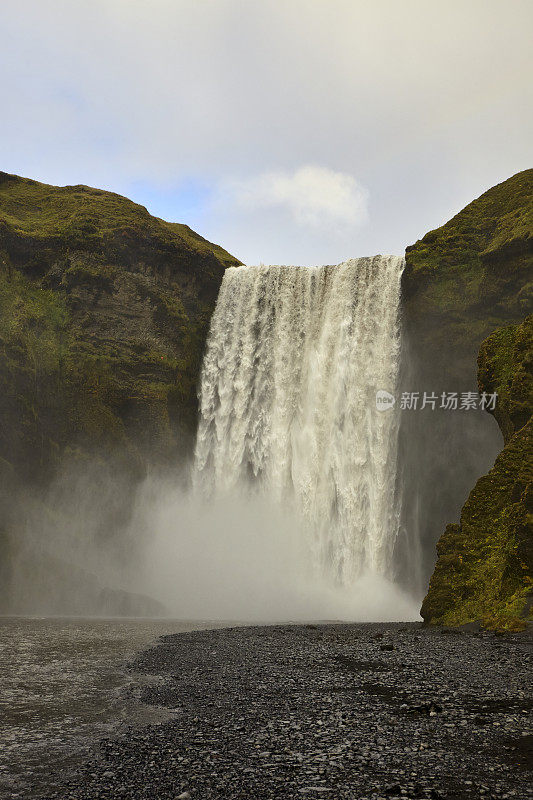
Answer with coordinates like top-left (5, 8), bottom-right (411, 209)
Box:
top-left (224, 166), bottom-right (368, 230)
top-left (0, 0), bottom-right (531, 263)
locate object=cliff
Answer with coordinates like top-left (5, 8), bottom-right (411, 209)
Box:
top-left (0, 172), bottom-right (240, 615)
top-left (0, 171), bottom-right (241, 485)
top-left (421, 316), bottom-right (532, 626)
top-left (402, 169), bottom-right (532, 625)
top-left (2, 168), bottom-right (532, 621)
top-left (402, 168), bottom-right (532, 381)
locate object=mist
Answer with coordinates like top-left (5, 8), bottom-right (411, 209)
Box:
top-left (129, 476), bottom-right (421, 622)
top-left (2, 457), bottom-right (420, 622)
top-left (1, 247), bottom-right (503, 625)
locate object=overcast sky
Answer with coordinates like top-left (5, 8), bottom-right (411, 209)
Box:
top-left (2, 0), bottom-right (532, 265)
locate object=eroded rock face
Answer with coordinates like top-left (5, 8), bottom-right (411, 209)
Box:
top-left (401, 169), bottom-right (532, 624)
top-left (421, 316), bottom-right (532, 625)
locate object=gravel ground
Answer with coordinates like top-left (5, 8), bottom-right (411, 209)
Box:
top-left (43, 622), bottom-right (532, 800)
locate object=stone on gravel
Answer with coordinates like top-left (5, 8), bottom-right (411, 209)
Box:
top-left (40, 622), bottom-right (533, 800)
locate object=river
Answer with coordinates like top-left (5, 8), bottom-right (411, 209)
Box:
top-left (0, 616), bottom-right (230, 799)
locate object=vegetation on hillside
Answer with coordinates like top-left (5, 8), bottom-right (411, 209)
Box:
top-left (0, 171), bottom-right (241, 485)
top-left (0, 171), bottom-right (243, 613)
top-left (0, 171), bottom-right (238, 272)
top-left (403, 169), bottom-right (533, 373)
top-left (421, 316), bottom-right (533, 626)
top-left (404, 169), bottom-right (532, 304)
top-left (403, 169), bottom-right (532, 627)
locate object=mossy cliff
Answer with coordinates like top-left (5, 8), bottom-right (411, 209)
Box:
top-left (0, 171), bottom-right (240, 485)
top-left (403, 169), bottom-right (532, 380)
top-left (401, 169), bottom-right (532, 439)
top-left (401, 169), bottom-right (532, 625)
top-left (0, 172), bottom-right (240, 613)
top-left (421, 316), bottom-right (532, 625)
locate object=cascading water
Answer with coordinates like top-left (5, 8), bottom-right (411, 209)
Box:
top-left (194, 256), bottom-right (405, 586)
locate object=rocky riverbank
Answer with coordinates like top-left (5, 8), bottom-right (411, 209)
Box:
top-left (42, 622), bottom-right (532, 800)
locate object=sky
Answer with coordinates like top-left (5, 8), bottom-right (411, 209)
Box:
top-left (1, 0), bottom-right (532, 265)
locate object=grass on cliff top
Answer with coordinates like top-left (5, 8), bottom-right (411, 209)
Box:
top-left (0, 171), bottom-right (241, 268)
top-left (406, 168), bottom-right (533, 276)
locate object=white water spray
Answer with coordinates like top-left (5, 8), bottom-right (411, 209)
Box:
top-left (194, 256), bottom-right (405, 586)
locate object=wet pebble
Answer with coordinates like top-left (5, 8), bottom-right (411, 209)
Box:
top-left (41, 622), bottom-right (532, 800)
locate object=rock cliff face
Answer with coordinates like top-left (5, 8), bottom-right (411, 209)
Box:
top-left (0, 171), bottom-right (240, 484)
top-left (402, 169), bottom-right (532, 376)
top-left (0, 172), bottom-right (240, 614)
top-left (421, 316), bottom-right (532, 625)
top-left (401, 169), bottom-right (532, 624)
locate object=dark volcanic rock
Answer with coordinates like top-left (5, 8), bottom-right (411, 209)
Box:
top-left (39, 622), bottom-right (533, 800)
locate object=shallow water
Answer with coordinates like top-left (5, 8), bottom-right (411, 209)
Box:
top-left (0, 616), bottom-right (229, 799)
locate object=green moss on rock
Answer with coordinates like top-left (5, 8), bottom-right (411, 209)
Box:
top-left (401, 170), bottom-right (532, 626)
top-left (477, 316), bottom-right (533, 443)
top-left (404, 169), bottom-right (532, 298)
top-left (403, 169), bottom-right (533, 377)
top-left (0, 171), bottom-right (241, 485)
top-left (421, 316), bottom-right (533, 625)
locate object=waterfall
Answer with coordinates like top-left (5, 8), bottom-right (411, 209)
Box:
top-left (193, 256), bottom-right (405, 585)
